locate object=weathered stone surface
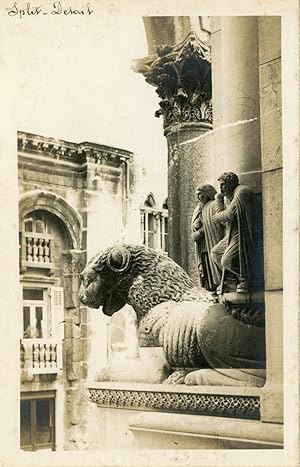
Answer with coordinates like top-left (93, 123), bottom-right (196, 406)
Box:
top-left (81, 323), bottom-right (91, 338)
top-left (66, 425), bottom-right (88, 450)
top-left (259, 59), bottom-right (282, 171)
top-left (81, 362), bottom-right (88, 380)
top-left (63, 315), bottom-right (73, 339)
top-left (80, 307), bottom-right (88, 324)
top-left (71, 322), bottom-right (81, 339)
top-left (166, 124), bottom-right (212, 284)
top-left (185, 368), bottom-right (266, 387)
top-left (64, 281), bottom-right (75, 311)
top-left (67, 362), bottom-right (82, 381)
top-left (128, 412), bottom-right (283, 449)
top-left (262, 170), bottom-right (283, 290)
top-left (211, 27), bottom-right (224, 178)
top-left (81, 338), bottom-right (91, 362)
top-left (211, 17), bottom-right (222, 34)
top-left (258, 17), bottom-right (281, 65)
top-left (210, 17), bottom-right (263, 197)
top-left (261, 290), bottom-right (283, 423)
top-left (71, 338), bottom-right (82, 363)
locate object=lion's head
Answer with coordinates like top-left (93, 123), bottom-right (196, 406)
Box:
top-left (78, 244), bottom-right (133, 316)
top-left (78, 243), bottom-right (198, 320)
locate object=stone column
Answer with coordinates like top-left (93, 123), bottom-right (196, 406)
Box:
top-left (212, 17), bottom-right (262, 189)
top-left (166, 122), bottom-right (212, 280)
top-left (134, 31), bottom-right (213, 284)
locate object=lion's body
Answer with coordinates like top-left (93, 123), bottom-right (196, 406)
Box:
top-left (139, 300), bottom-right (209, 368)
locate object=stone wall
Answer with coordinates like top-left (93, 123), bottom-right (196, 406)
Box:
top-left (258, 17), bottom-right (283, 423)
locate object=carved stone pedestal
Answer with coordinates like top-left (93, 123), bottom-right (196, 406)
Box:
top-left (218, 291), bottom-right (265, 328)
top-left (86, 383), bottom-right (283, 450)
top-left (219, 291), bottom-right (264, 306)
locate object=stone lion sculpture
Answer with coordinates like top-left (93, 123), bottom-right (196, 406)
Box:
top-left (79, 243), bottom-right (266, 386)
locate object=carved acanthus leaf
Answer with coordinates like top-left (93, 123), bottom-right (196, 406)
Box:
top-left (139, 32), bottom-right (212, 128)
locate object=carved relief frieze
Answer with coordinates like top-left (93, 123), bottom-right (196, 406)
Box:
top-left (18, 135), bottom-right (83, 161)
top-left (88, 388), bottom-right (260, 420)
top-left (62, 250), bottom-right (85, 275)
top-left (136, 32), bottom-right (212, 129)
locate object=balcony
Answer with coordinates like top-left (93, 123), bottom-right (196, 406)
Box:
top-left (20, 232), bottom-right (55, 274)
top-left (20, 338), bottom-right (62, 375)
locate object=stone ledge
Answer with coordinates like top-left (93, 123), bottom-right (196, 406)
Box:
top-left (128, 412), bottom-right (283, 449)
top-left (87, 381), bottom-right (262, 396)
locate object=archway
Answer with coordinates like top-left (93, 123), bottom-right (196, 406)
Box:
top-left (19, 190), bottom-right (82, 250)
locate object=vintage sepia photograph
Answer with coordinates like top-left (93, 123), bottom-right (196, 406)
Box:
top-left (0, 1), bottom-right (299, 466)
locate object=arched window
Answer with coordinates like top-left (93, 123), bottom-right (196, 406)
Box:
top-left (144, 193), bottom-right (156, 208)
top-left (21, 211), bottom-right (55, 268)
top-left (140, 194), bottom-right (168, 252)
top-left (19, 206), bottom-right (71, 380)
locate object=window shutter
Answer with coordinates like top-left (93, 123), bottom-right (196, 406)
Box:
top-left (50, 287), bottom-right (64, 339)
top-left (19, 286), bottom-right (24, 339)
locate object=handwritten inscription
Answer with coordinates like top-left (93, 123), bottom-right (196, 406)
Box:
top-left (6, 2), bottom-right (94, 18)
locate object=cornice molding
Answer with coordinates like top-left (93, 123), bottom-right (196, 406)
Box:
top-left (17, 132), bottom-right (133, 166)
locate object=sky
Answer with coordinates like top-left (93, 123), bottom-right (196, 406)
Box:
top-left (3, 9), bottom-right (167, 189)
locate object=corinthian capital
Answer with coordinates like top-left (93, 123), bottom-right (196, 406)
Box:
top-left (133, 32), bottom-right (212, 130)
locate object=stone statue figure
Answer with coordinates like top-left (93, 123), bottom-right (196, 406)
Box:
top-left (79, 243), bottom-right (265, 386)
top-left (211, 172), bottom-right (264, 294)
top-left (191, 184), bottom-right (224, 291)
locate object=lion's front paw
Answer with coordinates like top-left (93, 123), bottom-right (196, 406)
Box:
top-left (163, 370), bottom-right (188, 384)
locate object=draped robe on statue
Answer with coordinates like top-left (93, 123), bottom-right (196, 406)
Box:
top-left (191, 199), bottom-right (224, 290)
top-left (211, 184), bottom-right (264, 290)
